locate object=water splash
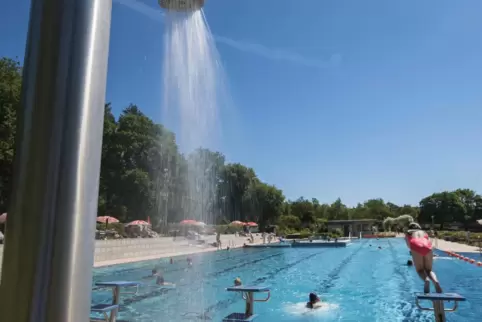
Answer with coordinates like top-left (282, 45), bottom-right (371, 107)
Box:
top-left (162, 9), bottom-right (231, 227)
top-left (162, 10), bottom-right (224, 153)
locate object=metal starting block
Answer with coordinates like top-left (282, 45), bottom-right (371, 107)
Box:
top-left (415, 293), bottom-right (466, 322)
top-left (222, 285), bottom-right (271, 322)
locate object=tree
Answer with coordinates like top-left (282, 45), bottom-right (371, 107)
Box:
top-left (243, 181), bottom-right (285, 228)
top-left (2, 55), bottom-right (482, 233)
top-left (327, 198), bottom-right (348, 220)
top-left (0, 58), bottom-right (21, 211)
top-left (220, 163), bottom-right (257, 221)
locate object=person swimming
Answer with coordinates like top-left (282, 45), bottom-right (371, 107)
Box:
top-left (407, 259), bottom-right (413, 266)
top-left (187, 257), bottom-right (193, 267)
top-left (405, 222), bottom-right (442, 293)
top-left (146, 268), bottom-right (165, 285)
top-left (234, 277), bottom-right (242, 286)
top-left (306, 293), bottom-right (321, 309)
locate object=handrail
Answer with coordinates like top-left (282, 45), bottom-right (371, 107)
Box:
top-left (242, 290), bottom-right (270, 302)
top-left (120, 285), bottom-right (140, 295)
top-left (254, 291), bottom-right (270, 302)
top-left (415, 299), bottom-right (458, 312)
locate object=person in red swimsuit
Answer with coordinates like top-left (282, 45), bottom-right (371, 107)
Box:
top-left (405, 222), bottom-right (443, 294)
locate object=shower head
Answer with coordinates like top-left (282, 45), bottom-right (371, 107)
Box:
top-left (159, 0), bottom-right (204, 11)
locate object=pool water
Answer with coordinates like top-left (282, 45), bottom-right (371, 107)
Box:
top-left (92, 239), bottom-right (482, 321)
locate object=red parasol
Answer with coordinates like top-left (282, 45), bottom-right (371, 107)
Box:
top-left (0, 213), bottom-right (6, 224)
top-left (180, 219), bottom-right (197, 225)
top-left (126, 220), bottom-right (150, 226)
top-left (96, 216), bottom-right (119, 224)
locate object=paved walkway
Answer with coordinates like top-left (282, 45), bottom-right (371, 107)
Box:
top-left (94, 234), bottom-right (263, 267)
top-left (0, 234), bottom-right (265, 273)
top-left (433, 238), bottom-right (482, 253)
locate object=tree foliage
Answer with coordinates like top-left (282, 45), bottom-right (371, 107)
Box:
top-left (1, 57), bottom-right (482, 232)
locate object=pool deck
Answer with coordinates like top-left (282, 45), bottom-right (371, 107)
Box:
top-left (93, 234), bottom-right (264, 267)
top-left (433, 238), bottom-right (482, 254)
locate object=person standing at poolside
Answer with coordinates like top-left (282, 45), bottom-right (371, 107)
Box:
top-left (216, 232), bottom-right (222, 250)
top-left (405, 222), bottom-right (442, 293)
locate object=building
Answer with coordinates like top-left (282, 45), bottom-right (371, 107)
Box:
top-left (327, 219), bottom-right (378, 237)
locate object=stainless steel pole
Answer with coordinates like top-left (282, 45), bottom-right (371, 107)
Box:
top-left (0, 0), bottom-right (112, 321)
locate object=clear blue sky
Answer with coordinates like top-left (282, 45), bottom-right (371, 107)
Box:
top-left (1, 0), bottom-right (482, 206)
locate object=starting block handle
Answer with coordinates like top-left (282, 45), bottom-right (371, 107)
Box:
top-left (254, 291), bottom-right (270, 302)
top-left (242, 290), bottom-right (271, 302)
top-left (415, 299), bottom-right (458, 312)
top-left (120, 284), bottom-right (139, 295)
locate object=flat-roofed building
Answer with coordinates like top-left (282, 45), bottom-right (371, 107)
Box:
top-left (327, 219), bottom-right (379, 237)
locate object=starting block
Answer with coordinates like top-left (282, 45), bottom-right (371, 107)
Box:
top-left (223, 285), bottom-right (271, 322)
top-left (415, 293), bottom-right (466, 322)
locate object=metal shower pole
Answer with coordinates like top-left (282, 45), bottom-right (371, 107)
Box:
top-left (0, 0), bottom-right (112, 321)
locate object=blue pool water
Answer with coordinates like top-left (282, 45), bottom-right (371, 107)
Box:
top-left (92, 239), bottom-right (482, 321)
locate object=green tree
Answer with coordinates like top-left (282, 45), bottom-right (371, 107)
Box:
top-left (0, 58), bottom-right (21, 211)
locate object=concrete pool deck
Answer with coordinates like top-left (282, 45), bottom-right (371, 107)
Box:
top-left (93, 234), bottom-right (263, 267)
top-left (2, 235), bottom-right (480, 273)
top-left (433, 238), bottom-right (482, 254)
top-left (0, 234), bottom-right (264, 273)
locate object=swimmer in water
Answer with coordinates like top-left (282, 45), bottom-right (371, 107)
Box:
top-left (407, 259), bottom-right (413, 266)
top-left (234, 277), bottom-right (242, 286)
top-left (145, 268), bottom-right (165, 285)
top-left (405, 222), bottom-right (442, 293)
top-left (187, 257), bottom-right (193, 267)
top-left (306, 293), bottom-right (322, 309)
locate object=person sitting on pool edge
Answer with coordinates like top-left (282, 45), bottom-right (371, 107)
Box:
top-left (405, 222), bottom-right (443, 293)
top-left (306, 293), bottom-right (322, 309)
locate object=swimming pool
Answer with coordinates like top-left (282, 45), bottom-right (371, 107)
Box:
top-left (92, 239), bottom-right (482, 321)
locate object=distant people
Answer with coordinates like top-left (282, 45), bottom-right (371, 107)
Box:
top-left (407, 260), bottom-right (413, 266)
top-left (306, 293), bottom-right (322, 309)
top-left (170, 258), bottom-right (173, 264)
top-left (187, 257), bottom-right (193, 267)
top-left (405, 222), bottom-right (442, 293)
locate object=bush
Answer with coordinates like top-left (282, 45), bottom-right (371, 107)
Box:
top-left (436, 231), bottom-right (482, 246)
top-left (96, 222), bottom-right (125, 235)
top-left (375, 232), bottom-right (396, 238)
top-left (329, 228), bottom-right (343, 238)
